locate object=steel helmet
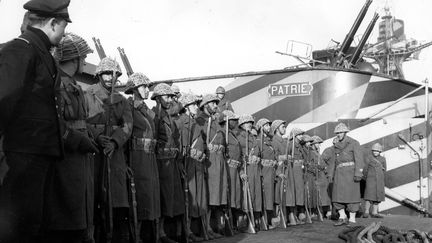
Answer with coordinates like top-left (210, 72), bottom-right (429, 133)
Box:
top-left (334, 123), bottom-right (350, 134)
top-left (270, 119), bottom-right (286, 134)
top-left (289, 127), bottom-right (305, 140)
top-left (199, 94), bottom-right (219, 108)
top-left (311, 135), bottom-right (323, 144)
top-left (124, 72), bottom-right (150, 94)
top-left (54, 32), bottom-right (93, 62)
top-left (179, 93), bottom-right (199, 108)
top-left (219, 110), bottom-right (240, 124)
top-left (95, 57), bottom-right (122, 77)
top-left (302, 134), bottom-right (314, 143)
top-left (171, 85), bottom-right (180, 94)
top-left (216, 86), bottom-right (225, 94)
top-left (256, 118), bottom-right (271, 131)
top-left (151, 83), bottom-right (175, 100)
top-left (371, 143), bottom-right (383, 152)
top-left (238, 114), bottom-right (254, 126)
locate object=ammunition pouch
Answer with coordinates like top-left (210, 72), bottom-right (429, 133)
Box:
top-left (208, 143), bottom-right (225, 153)
top-left (227, 159), bottom-right (241, 168)
top-left (156, 147), bottom-right (179, 160)
top-left (261, 159), bottom-right (277, 167)
top-left (190, 148), bottom-right (206, 162)
top-left (247, 155), bottom-right (261, 165)
top-left (131, 137), bottom-right (156, 153)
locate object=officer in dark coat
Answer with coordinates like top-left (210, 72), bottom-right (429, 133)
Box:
top-left (152, 83), bottom-right (184, 243)
top-left (330, 123), bottom-right (363, 226)
top-left (49, 32), bottom-right (98, 242)
top-left (124, 73), bottom-right (161, 242)
top-left (0, 0), bottom-right (71, 241)
top-left (86, 57), bottom-right (133, 242)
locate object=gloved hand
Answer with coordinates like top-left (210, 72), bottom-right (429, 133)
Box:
top-left (103, 141), bottom-right (116, 158)
top-left (78, 135), bottom-right (99, 153)
top-left (354, 176), bottom-right (362, 182)
top-left (97, 135), bottom-right (112, 147)
top-left (240, 173), bottom-right (248, 181)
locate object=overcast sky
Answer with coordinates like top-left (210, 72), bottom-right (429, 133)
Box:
top-left (1, 0), bottom-right (432, 94)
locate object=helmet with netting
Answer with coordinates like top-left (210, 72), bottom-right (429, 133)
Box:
top-left (199, 94), bottom-right (219, 108)
top-left (95, 57), bottom-right (122, 77)
top-left (218, 110), bottom-right (239, 124)
top-left (151, 83), bottom-right (175, 100)
top-left (179, 93), bottom-right (200, 107)
top-left (256, 118), bottom-right (271, 131)
top-left (270, 119), bottom-right (286, 134)
top-left (371, 143), bottom-right (383, 152)
top-left (334, 123), bottom-right (350, 134)
top-left (238, 114), bottom-right (254, 127)
top-left (54, 32), bottom-right (93, 62)
top-left (289, 127), bottom-right (305, 140)
top-left (311, 135), bottom-right (323, 145)
top-left (124, 72), bottom-right (150, 94)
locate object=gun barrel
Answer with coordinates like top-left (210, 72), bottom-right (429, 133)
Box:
top-left (349, 12), bottom-right (379, 66)
top-left (335, 0), bottom-right (373, 66)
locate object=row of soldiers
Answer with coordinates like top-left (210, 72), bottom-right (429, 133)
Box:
top-left (0, 1), bottom-right (387, 242)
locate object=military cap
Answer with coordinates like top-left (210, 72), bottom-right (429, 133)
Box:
top-left (216, 86), bottom-right (226, 94)
top-left (24, 0), bottom-right (72, 23)
top-left (54, 32), bottom-right (93, 62)
top-left (151, 83), bottom-right (175, 100)
top-left (95, 57), bottom-right (122, 77)
top-left (311, 135), bottom-right (323, 145)
top-left (270, 119), bottom-right (286, 134)
top-left (289, 127), bottom-right (305, 140)
top-left (301, 134), bottom-right (314, 143)
top-left (238, 114), bottom-right (254, 126)
top-left (256, 118), bottom-right (271, 131)
top-left (199, 94), bottom-right (219, 108)
top-left (218, 110), bottom-right (240, 124)
top-left (334, 123), bottom-right (350, 134)
top-left (179, 93), bottom-right (199, 108)
top-left (371, 143), bottom-right (383, 152)
top-left (171, 85), bottom-right (180, 94)
top-left (124, 72), bottom-right (151, 94)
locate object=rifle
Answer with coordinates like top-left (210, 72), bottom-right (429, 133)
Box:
top-left (302, 147), bottom-right (312, 224)
top-left (315, 155), bottom-right (324, 222)
top-left (119, 46), bottom-right (140, 243)
top-left (182, 114), bottom-right (192, 243)
top-left (223, 116), bottom-right (234, 236)
top-left (277, 137), bottom-right (288, 229)
top-left (92, 37), bottom-right (106, 59)
top-left (117, 47), bottom-right (134, 77)
top-left (242, 131), bottom-right (256, 234)
top-left (98, 70), bottom-right (117, 243)
top-left (259, 131), bottom-right (268, 231)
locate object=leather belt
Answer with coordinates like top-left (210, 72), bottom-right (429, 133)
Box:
top-left (247, 155), bottom-right (261, 165)
top-left (66, 120), bottom-right (87, 130)
top-left (156, 147), bottom-right (179, 160)
top-left (261, 159), bottom-right (277, 167)
top-left (131, 137), bottom-right (156, 153)
top-left (90, 124), bottom-right (120, 130)
top-left (336, 161), bottom-right (354, 169)
top-left (292, 159), bottom-right (304, 165)
top-left (208, 143), bottom-right (225, 153)
top-left (227, 159), bottom-right (241, 168)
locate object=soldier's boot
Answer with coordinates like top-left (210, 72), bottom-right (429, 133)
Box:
top-left (363, 201), bottom-right (371, 218)
top-left (371, 204), bottom-right (383, 218)
top-left (348, 212), bottom-right (357, 225)
top-left (334, 209), bottom-right (348, 226)
top-left (297, 213), bottom-right (306, 225)
top-left (288, 212), bottom-right (297, 226)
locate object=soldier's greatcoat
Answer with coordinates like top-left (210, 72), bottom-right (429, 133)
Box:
top-left (273, 134), bottom-right (296, 207)
top-left (196, 112), bottom-right (228, 206)
top-left (363, 155), bottom-right (386, 202)
top-left (153, 105), bottom-right (185, 217)
top-left (226, 129), bottom-right (242, 209)
top-left (217, 97), bottom-right (234, 112)
top-left (44, 72), bottom-right (95, 230)
top-left (287, 140), bottom-right (306, 206)
top-left (329, 136), bottom-right (363, 203)
top-left (128, 99), bottom-right (160, 220)
top-left (316, 147), bottom-right (333, 206)
top-left (176, 113), bottom-right (207, 217)
top-left (86, 83), bottom-right (133, 208)
top-left (238, 130), bottom-right (261, 212)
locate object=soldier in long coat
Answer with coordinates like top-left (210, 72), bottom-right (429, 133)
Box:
top-left (124, 73), bottom-right (160, 242)
top-left (302, 134), bottom-right (318, 219)
top-left (219, 110), bottom-right (243, 229)
top-left (237, 115), bottom-right (262, 228)
top-left (287, 128), bottom-right (307, 223)
top-left (272, 120), bottom-right (297, 226)
top-left (196, 94), bottom-right (226, 238)
top-left (216, 86), bottom-right (234, 112)
top-left (330, 123), bottom-right (363, 226)
top-left (86, 57), bottom-right (133, 242)
top-left (321, 146), bottom-right (336, 219)
top-left (252, 118), bottom-right (277, 229)
top-left (176, 93), bottom-right (206, 242)
top-left (363, 143), bottom-right (386, 218)
top-left (49, 33), bottom-right (98, 242)
top-left (151, 83), bottom-right (184, 243)
top-left (310, 136), bottom-right (332, 218)
top-left (0, 1), bottom-right (71, 241)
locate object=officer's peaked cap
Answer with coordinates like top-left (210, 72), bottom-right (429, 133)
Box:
top-left (24, 0), bottom-right (72, 22)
